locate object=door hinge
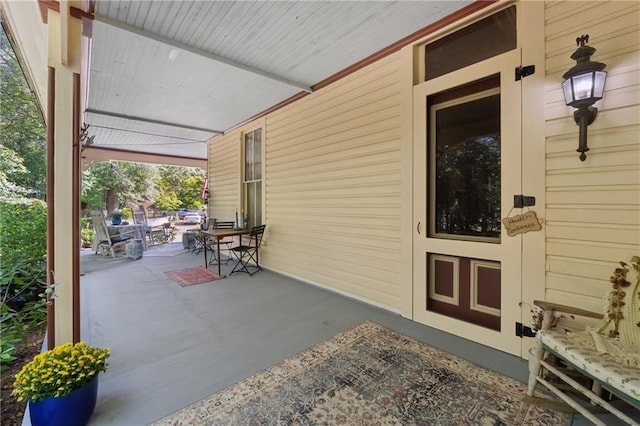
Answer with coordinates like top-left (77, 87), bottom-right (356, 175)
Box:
top-left (515, 65), bottom-right (535, 81)
top-left (515, 322), bottom-right (536, 338)
top-left (513, 195), bottom-right (535, 208)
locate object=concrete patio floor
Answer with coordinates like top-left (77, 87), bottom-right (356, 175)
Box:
top-left (24, 242), bottom-right (630, 425)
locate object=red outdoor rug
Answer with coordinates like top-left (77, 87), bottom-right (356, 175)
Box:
top-left (165, 266), bottom-right (223, 287)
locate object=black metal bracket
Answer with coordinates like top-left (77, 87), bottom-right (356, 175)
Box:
top-left (516, 322), bottom-right (536, 338)
top-left (513, 195), bottom-right (535, 208)
top-left (515, 65), bottom-right (535, 81)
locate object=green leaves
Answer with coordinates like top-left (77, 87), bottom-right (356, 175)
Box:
top-left (153, 165), bottom-right (205, 210)
top-left (82, 161), bottom-right (159, 210)
top-left (179, 175), bottom-right (207, 210)
top-left (0, 28), bottom-right (47, 200)
top-left (82, 163), bottom-right (206, 212)
top-left (0, 200), bottom-right (47, 331)
top-left (0, 302), bottom-right (22, 371)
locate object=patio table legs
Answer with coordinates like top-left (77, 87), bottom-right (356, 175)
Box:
top-left (203, 235), bottom-right (223, 276)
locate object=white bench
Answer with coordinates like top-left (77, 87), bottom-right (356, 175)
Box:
top-left (527, 257), bottom-right (640, 425)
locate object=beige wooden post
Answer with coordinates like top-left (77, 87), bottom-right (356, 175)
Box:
top-left (47, 1), bottom-right (83, 345)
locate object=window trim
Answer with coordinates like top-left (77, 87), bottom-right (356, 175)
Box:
top-left (241, 127), bottom-right (264, 229)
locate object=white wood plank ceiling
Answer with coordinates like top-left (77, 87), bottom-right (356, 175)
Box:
top-left (86, 0), bottom-right (471, 159)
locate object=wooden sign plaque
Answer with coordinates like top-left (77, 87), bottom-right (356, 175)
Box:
top-left (502, 210), bottom-right (542, 237)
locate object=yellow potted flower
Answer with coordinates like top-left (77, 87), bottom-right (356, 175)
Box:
top-left (13, 341), bottom-right (110, 426)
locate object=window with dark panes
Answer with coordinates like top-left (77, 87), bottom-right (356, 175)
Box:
top-left (244, 129), bottom-right (262, 229)
top-left (428, 77), bottom-right (501, 242)
top-left (425, 6), bottom-right (516, 81)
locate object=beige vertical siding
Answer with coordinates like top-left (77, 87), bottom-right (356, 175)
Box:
top-left (207, 131), bottom-right (241, 222)
top-left (544, 1), bottom-right (640, 312)
top-left (263, 53), bottom-right (403, 312)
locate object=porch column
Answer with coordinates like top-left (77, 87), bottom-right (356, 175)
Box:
top-left (47, 2), bottom-right (83, 345)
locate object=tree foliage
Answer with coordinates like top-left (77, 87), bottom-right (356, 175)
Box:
top-left (82, 161), bottom-right (158, 212)
top-left (0, 27), bottom-right (48, 371)
top-left (153, 190), bottom-right (181, 211)
top-left (177, 174), bottom-right (206, 210)
top-left (435, 135), bottom-right (501, 237)
top-left (154, 166), bottom-right (205, 211)
top-left (0, 144), bottom-right (31, 203)
top-left (0, 29), bottom-right (46, 200)
top-left (82, 162), bottom-right (206, 212)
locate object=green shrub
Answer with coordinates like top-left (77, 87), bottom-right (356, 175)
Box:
top-left (151, 225), bottom-right (178, 244)
top-left (0, 200), bottom-right (47, 309)
top-left (0, 302), bottom-right (23, 372)
top-left (81, 218), bottom-right (94, 248)
top-left (0, 298), bottom-right (47, 371)
top-left (0, 200), bottom-right (48, 370)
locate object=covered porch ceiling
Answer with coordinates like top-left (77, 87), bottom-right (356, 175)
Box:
top-left (4, 0), bottom-right (476, 161)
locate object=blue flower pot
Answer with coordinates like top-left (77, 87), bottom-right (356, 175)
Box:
top-left (111, 217), bottom-right (122, 225)
top-left (29, 375), bottom-right (99, 426)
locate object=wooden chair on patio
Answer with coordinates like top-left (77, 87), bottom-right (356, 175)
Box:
top-left (527, 256), bottom-right (640, 425)
top-left (90, 211), bottom-right (138, 258)
top-left (132, 207), bottom-right (166, 246)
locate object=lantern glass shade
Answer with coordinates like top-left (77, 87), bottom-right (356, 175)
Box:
top-left (592, 71), bottom-right (607, 98)
top-left (562, 70), bottom-right (607, 106)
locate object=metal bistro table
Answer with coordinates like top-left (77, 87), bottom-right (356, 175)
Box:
top-left (203, 228), bottom-right (251, 276)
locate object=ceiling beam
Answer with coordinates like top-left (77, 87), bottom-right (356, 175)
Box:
top-left (90, 124), bottom-right (208, 143)
top-left (95, 14), bottom-right (313, 94)
top-left (82, 146), bottom-right (207, 169)
top-left (85, 108), bottom-right (223, 134)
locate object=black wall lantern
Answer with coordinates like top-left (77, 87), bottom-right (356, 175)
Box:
top-left (561, 34), bottom-right (607, 161)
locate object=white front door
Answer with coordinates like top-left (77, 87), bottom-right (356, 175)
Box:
top-left (413, 50), bottom-right (524, 356)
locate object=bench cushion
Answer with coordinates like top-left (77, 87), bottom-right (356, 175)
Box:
top-left (539, 329), bottom-right (640, 406)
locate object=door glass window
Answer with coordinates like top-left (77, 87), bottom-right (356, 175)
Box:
top-left (429, 77), bottom-right (501, 242)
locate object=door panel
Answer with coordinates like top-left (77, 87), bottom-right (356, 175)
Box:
top-left (413, 50), bottom-right (523, 356)
top-left (428, 255), bottom-right (501, 331)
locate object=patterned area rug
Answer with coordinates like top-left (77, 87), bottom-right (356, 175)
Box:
top-left (164, 266), bottom-right (223, 287)
top-left (154, 321), bottom-right (568, 425)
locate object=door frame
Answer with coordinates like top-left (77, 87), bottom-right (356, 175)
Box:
top-left (398, 1), bottom-right (546, 359)
top-left (412, 50), bottom-right (523, 356)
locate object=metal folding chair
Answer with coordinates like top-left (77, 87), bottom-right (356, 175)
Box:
top-left (230, 225), bottom-right (266, 276)
top-left (207, 221), bottom-right (235, 266)
top-left (191, 219), bottom-right (212, 255)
